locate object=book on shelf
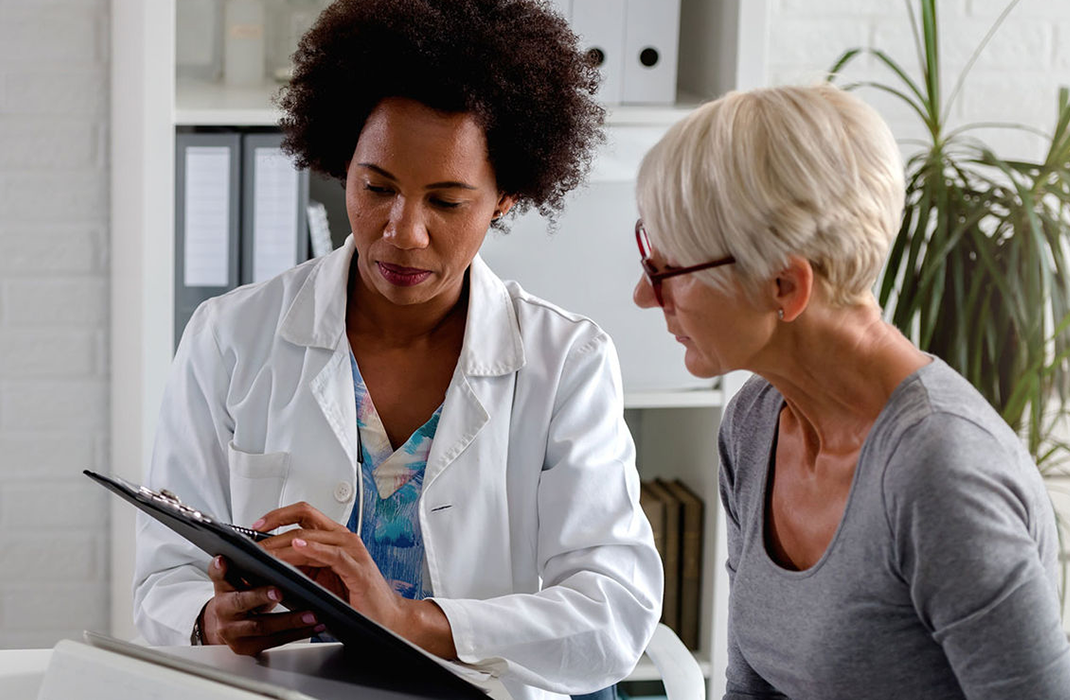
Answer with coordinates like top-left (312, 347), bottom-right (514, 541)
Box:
top-left (642, 479), bottom-right (680, 634)
top-left (639, 477), bottom-right (705, 651)
top-left (660, 478), bottom-right (704, 651)
top-left (639, 482), bottom-right (666, 568)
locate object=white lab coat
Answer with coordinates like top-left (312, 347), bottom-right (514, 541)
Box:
top-left (134, 236), bottom-right (662, 698)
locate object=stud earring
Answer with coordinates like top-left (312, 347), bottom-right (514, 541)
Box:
top-left (777, 309), bottom-right (785, 320)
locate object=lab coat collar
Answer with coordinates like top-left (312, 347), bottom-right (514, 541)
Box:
top-left (278, 236), bottom-right (354, 351)
top-left (459, 254), bottom-right (526, 377)
top-left (279, 235), bottom-right (525, 377)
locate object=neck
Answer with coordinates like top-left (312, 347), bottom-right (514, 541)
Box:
top-left (752, 299), bottom-right (929, 456)
top-left (346, 261), bottom-right (469, 347)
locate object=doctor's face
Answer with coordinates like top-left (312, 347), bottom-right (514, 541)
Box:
top-left (345, 97), bottom-right (512, 309)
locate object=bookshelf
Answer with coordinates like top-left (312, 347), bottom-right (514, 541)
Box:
top-left (111, 2), bottom-right (770, 697)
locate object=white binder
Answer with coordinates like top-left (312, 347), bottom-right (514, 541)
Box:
top-left (570, 0), bottom-right (626, 105)
top-left (622, 0), bottom-right (680, 104)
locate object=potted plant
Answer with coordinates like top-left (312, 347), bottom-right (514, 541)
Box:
top-left (830, 0), bottom-right (1070, 598)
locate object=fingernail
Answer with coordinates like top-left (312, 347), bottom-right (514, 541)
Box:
top-left (293, 538), bottom-right (307, 547)
top-left (251, 518), bottom-right (265, 529)
top-left (314, 624), bottom-right (326, 633)
top-left (302, 613), bottom-right (316, 625)
top-left (214, 557), bottom-right (223, 570)
top-left (268, 589), bottom-right (280, 602)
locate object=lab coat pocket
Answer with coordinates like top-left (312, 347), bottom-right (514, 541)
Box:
top-left (227, 441), bottom-right (291, 528)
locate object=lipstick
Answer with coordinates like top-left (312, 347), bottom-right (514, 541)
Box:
top-left (377, 261), bottom-right (432, 287)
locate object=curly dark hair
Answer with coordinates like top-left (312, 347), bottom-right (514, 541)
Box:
top-left (278, 0), bottom-right (604, 220)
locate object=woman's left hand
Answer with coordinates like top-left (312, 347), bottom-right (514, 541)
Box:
top-left (254, 502), bottom-right (457, 659)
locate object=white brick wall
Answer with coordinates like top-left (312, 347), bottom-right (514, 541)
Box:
top-left (0, 0), bottom-right (110, 648)
top-left (768, 0), bottom-right (1070, 629)
top-left (768, 0), bottom-right (1066, 161)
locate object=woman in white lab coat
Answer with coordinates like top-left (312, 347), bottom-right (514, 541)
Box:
top-left (133, 2), bottom-right (661, 698)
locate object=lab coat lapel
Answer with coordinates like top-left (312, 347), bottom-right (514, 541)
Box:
top-left (424, 255), bottom-right (524, 489)
top-left (310, 349), bottom-right (358, 467)
top-left (281, 236), bottom-right (358, 467)
top-left (424, 372), bottom-right (489, 490)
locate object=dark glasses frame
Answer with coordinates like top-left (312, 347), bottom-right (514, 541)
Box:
top-left (636, 219), bottom-right (736, 306)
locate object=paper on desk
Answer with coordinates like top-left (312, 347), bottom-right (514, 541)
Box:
top-left (252, 147), bottom-right (300, 283)
top-left (184, 146), bottom-right (232, 287)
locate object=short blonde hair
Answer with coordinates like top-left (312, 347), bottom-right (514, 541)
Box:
top-left (636, 83), bottom-right (904, 306)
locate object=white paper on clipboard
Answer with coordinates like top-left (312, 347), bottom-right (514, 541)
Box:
top-left (184, 146), bottom-right (232, 287)
top-left (252, 147), bottom-right (301, 283)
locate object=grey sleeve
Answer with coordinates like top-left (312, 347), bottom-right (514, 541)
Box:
top-left (718, 404), bottom-right (789, 700)
top-left (884, 415), bottom-right (1070, 700)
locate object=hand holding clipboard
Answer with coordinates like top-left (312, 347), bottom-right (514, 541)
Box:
top-left (84, 470), bottom-right (489, 698)
top-left (247, 501), bottom-right (463, 659)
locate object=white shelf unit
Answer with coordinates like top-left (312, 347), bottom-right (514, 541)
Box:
top-left (175, 78), bottom-right (705, 128)
top-left (623, 369), bottom-right (750, 688)
top-left (624, 389), bottom-right (724, 410)
top-left (111, 2), bottom-right (769, 697)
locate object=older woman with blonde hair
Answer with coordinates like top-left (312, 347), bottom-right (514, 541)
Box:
top-left (633, 83), bottom-right (1070, 699)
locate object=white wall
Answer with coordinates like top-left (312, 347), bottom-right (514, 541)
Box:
top-left (0, 0), bottom-right (111, 648)
top-left (767, 0), bottom-right (1070, 160)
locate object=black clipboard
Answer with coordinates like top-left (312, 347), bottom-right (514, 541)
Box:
top-left (84, 470), bottom-right (489, 698)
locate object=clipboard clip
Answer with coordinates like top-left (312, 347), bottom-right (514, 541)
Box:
top-left (138, 485), bottom-right (215, 524)
top-left (131, 480), bottom-right (271, 542)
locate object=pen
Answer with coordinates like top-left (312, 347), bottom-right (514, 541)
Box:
top-left (227, 523), bottom-right (273, 542)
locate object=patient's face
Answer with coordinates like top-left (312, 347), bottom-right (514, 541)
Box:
top-left (344, 97), bottom-right (509, 311)
top-left (636, 239), bottom-right (774, 379)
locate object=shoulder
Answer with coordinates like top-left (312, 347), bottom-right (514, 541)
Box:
top-left (880, 360), bottom-right (1033, 478)
top-left (875, 363), bottom-right (1061, 587)
top-left (180, 257), bottom-right (321, 355)
top-left (878, 360), bottom-right (1045, 521)
top-left (504, 278), bottom-right (612, 357)
top-left (718, 375), bottom-right (781, 504)
top-left (490, 277), bottom-right (625, 417)
top-left (720, 375), bottom-right (782, 453)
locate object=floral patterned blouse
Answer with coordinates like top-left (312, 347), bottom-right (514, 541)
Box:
top-left (345, 351), bottom-right (439, 600)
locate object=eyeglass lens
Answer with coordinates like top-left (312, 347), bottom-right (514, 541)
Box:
top-left (637, 225), bottom-right (664, 306)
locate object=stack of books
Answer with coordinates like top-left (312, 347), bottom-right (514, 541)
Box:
top-left (639, 478), bottom-right (704, 651)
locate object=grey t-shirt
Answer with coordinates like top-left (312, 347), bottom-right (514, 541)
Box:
top-left (719, 358), bottom-right (1070, 699)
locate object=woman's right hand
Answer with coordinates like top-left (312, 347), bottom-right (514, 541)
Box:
top-left (202, 555), bottom-right (325, 655)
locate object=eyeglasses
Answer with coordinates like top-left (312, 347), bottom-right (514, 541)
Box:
top-left (636, 219), bottom-right (735, 307)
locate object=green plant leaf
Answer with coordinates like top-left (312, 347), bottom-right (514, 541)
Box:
top-left (946, 122), bottom-right (1052, 142)
top-left (828, 48), bottom-right (863, 80)
top-left (871, 48), bottom-right (930, 108)
top-left (941, 0), bottom-right (1023, 124)
top-left (920, 0), bottom-right (941, 131)
top-left (842, 81), bottom-right (933, 128)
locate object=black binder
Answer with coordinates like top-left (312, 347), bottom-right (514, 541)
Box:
top-left (84, 470), bottom-right (487, 698)
top-left (174, 132), bottom-right (242, 351)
